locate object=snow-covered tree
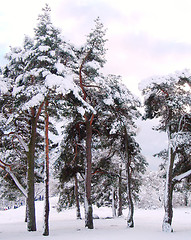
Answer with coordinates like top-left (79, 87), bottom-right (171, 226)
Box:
top-left (0, 4), bottom-right (80, 233)
top-left (100, 74), bottom-right (148, 227)
top-left (139, 69), bottom-right (191, 232)
top-left (72, 17), bottom-right (107, 229)
top-left (137, 170), bottom-right (164, 209)
top-left (53, 120), bottom-right (86, 219)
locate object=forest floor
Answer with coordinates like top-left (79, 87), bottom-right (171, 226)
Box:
top-left (0, 197), bottom-right (191, 240)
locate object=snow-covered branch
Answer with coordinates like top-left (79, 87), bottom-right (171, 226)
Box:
top-left (7, 132), bottom-right (29, 152)
top-left (5, 167), bottom-right (27, 197)
top-left (173, 169), bottom-right (191, 182)
top-left (45, 74), bottom-right (96, 116)
top-left (139, 69), bottom-right (191, 92)
top-left (15, 134), bottom-right (29, 152)
top-left (0, 77), bottom-right (9, 94)
top-left (170, 132), bottom-right (191, 151)
top-left (0, 160), bottom-right (27, 197)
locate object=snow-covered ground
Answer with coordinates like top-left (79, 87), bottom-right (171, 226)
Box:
top-left (0, 197), bottom-right (191, 240)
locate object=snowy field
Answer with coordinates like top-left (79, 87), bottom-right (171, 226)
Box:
top-left (0, 197), bottom-right (191, 240)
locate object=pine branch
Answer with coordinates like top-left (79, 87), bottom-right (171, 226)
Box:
top-left (6, 132), bottom-right (29, 152)
top-left (0, 159), bottom-right (27, 197)
top-left (172, 169), bottom-right (191, 183)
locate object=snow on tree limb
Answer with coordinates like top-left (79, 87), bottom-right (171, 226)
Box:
top-left (45, 74), bottom-right (96, 115)
top-left (0, 77), bottom-right (9, 94)
top-left (0, 160), bottom-right (27, 197)
top-left (170, 132), bottom-right (191, 151)
top-left (23, 93), bottom-right (45, 110)
top-left (15, 134), bottom-right (29, 152)
top-left (6, 167), bottom-right (27, 197)
top-left (7, 132), bottom-right (29, 152)
top-left (173, 169), bottom-right (191, 182)
top-left (138, 69), bottom-right (191, 91)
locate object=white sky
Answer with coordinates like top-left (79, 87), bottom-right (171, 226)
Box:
top-left (1, 0), bottom-right (190, 170)
top-left (1, 0), bottom-right (191, 93)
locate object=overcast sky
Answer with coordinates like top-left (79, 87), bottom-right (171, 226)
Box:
top-left (1, 0), bottom-right (190, 170)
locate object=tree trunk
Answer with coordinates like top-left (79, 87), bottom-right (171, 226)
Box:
top-left (184, 191), bottom-right (188, 207)
top-left (118, 167), bottom-right (123, 217)
top-left (74, 174), bottom-right (81, 219)
top-left (25, 201), bottom-right (27, 222)
top-left (43, 99), bottom-right (50, 236)
top-left (126, 158), bottom-right (134, 228)
top-left (26, 115), bottom-right (37, 231)
top-left (162, 139), bottom-right (175, 232)
top-left (183, 179), bottom-right (189, 207)
top-left (84, 119), bottom-right (94, 229)
top-left (112, 186), bottom-right (117, 218)
top-left (124, 128), bottom-right (134, 228)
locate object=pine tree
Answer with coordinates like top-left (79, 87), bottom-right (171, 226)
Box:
top-left (53, 117), bottom-right (86, 219)
top-left (102, 74), bottom-right (147, 227)
top-left (73, 17), bottom-right (107, 229)
top-left (140, 69), bottom-right (191, 232)
top-left (0, 4), bottom-right (65, 232)
top-left (138, 170), bottom-right (165, 209)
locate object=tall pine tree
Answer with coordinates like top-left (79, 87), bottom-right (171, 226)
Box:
top-left (140, 69), bottom-right (191, 232)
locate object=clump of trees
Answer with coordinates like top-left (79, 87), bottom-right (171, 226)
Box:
top-left (0, 4), bottom-right (147, 235)
top-left (0, 4), bottom-right (190, 236)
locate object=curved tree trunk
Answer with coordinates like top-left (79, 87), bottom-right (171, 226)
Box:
top-left (84, 119), bottom-right (94, 229)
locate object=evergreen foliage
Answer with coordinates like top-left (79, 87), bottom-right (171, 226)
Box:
top-left (140, 70), bottom-right (191, 232)
top-left (2, 3), bottom-right (190, 236)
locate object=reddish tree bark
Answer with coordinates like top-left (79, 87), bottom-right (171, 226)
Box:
top-left (79, 51), bottom-right (94, 229)
top-left (84, 119), bottom-right (94, 229)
